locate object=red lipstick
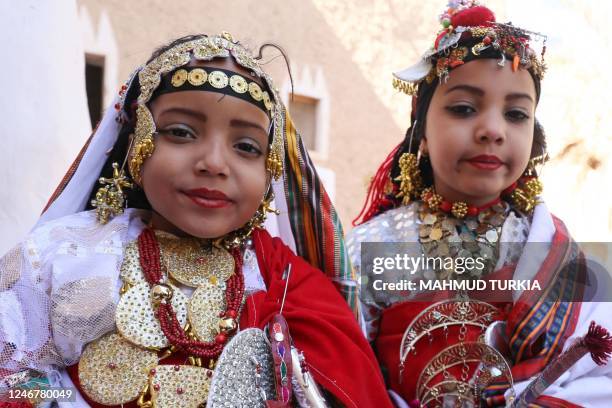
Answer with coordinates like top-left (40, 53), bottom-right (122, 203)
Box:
top-left (184, 188), bottom-right (233, 209)
top-left (465, 155), bottom-right (504, 170)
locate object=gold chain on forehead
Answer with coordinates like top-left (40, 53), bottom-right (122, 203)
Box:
top-left (129, 34), bottom-right (284, 184)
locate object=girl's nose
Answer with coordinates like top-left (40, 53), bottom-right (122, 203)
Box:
top-left (474, 111), bottom-right (505, 145)
top-left (194, 139), bottom-right (230, 176)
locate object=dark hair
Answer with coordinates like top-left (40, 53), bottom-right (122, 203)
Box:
top-left (389, 56), bottom-right (548, 189)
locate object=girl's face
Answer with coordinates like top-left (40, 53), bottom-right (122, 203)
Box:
top-left (423, 59), bottom-right (536, 206)
top-left (140, 58), bottom-right (270, 239)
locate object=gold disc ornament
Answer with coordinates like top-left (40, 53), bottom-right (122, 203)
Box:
top-left (156, 233), bottom-right (235, 287)
top-left (115, 281), bottom-right (188, 349)
top-left (79, 332), bottom-right (158, 405)
top-left (188, 281), bottom-right (227, 342)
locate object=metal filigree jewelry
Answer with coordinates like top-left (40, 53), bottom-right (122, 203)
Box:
top-left (91, 162), bottom-right (133, 224)
top-left (417, 342), bottom-right (514, 406)
top-left (399, 300), bottom-right (497, 370)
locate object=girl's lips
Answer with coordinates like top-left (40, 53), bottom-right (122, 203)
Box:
top-left (465, 155), bottom-right (504, 170)
top-left (184, 188), bottom-right (233, 209)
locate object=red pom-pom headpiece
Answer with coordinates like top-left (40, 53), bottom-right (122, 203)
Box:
top-left (450, 5), bottom-right (495, 28)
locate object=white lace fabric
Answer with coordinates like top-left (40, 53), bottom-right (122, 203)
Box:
top-left (0, 208), bottom-right (266, 382)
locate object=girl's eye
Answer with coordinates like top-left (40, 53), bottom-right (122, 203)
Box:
top-left (157, 126), bottom-right (196, 139)
top-left (506, 110), bottom-right (530, 122)
top-left (446, 104), bottom-right (476, 116)
top-left (235, 141), bottom-right (262, 156)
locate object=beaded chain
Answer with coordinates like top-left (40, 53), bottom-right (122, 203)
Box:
top-left (137, 228), bottom-right (244, 360)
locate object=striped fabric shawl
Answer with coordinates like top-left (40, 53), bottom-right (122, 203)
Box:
top-left (280, 108), bottom-right (358, 315)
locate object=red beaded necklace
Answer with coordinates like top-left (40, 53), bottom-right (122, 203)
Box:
top-left (420, 186), bottom-right (503, 218)
top-left (137, 227), bottom-right (244, 360)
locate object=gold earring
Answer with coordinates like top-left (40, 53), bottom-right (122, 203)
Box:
top-left (266, 151), bottom-right (283, 180)
top-left (91, 163), bottom-right (133, 224)
top-left (511, 152), bottom-right (546, 213)
top-left (394, 120), bottom-right (423, 205)
top-left (511, 176), bottom-right (543, 213)
top-left (395, 152), bottom-right (422, 205)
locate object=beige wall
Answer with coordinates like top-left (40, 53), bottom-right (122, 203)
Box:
top-left (78, 0), bottom-right (412, 228)
top-left (77, 0), bottom-right (611, 240)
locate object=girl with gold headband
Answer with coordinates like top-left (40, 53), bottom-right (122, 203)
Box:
top-left (0, 33), bottom-right (392, 408)
top-left (346, 1), bottom-right (612, 407)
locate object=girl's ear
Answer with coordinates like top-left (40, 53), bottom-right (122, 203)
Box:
top-left (419, 138), bottom-right (428, 155)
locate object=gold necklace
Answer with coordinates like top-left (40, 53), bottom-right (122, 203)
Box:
top-left (83, 230), bottom-right (241, 406)
top-left (155, 230), bottom-right (235, 287)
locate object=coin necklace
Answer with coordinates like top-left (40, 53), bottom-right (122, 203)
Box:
top-left (417, 188), bottom-right (508, 280)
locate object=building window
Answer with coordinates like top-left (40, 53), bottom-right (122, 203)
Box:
top-left (85, 54), bottom-right (105, 128)
top-left (289, 94), bottom-right (319, 151)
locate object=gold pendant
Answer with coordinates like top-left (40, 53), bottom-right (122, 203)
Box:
top-left (79, 332), bottom-right (158, 405)
top-left (188, 281), bottom-right (226, 342)
top-left (115, 281), bottom-right (188, 349)
top-left (148, 364), bottom-right (212, 407)
top-left (156, 233), bottom-right (235, 287)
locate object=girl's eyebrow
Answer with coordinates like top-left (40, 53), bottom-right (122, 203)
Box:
top-left (445, 85), bottom-right (534, 103)
top-left (230, 119), bottom-right (268, 134)
top-left (445, 84), bottom-right (484, 96)
top-left (157, 107), bottom-right (208, 122)
top-left (505, 93), bottom-right (534, 103)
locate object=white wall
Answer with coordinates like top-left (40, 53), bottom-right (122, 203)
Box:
top-left (0, 0), bottom-right (90, 254)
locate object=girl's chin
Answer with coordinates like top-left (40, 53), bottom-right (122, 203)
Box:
top-left (175, 221), bottom-right (246, 240)
top-left (449, 184), bottom-right (506, 204)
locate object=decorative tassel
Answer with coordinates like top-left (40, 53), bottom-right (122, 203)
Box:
top-left (510, 321), bottom-right (612, 407)
top-left (584, 321), bottom-right (612, 366)
top-left (392, 78), bottom-right (419, 96)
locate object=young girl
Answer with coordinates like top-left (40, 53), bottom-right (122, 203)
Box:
top-left (0, 33), bottom-right (391, 408)
top-left (347, 2), bottom-right (611, 407)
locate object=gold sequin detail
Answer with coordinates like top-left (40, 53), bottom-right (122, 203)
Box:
top-left (229, 74), bottom-right (248, 93)
top-left (115, 281), bottom-right (188, 349)
top-left (171, 69), bottom-right (188, 87)
top-left (79, 332), bottom-right (158, 405)
top-left (120, 241), bottom-right (157, 285)
top-left (149, 365), bottom-right (211, 408)
top-left (188, 282), bottom-right (226, 342)
top-left (187, 68), bottom-right (207, 86)
top-left (208, 70), bottom-right (229, 89)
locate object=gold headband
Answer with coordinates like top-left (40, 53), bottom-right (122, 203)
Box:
top-left (150, 66), bottom-right (275, 113)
